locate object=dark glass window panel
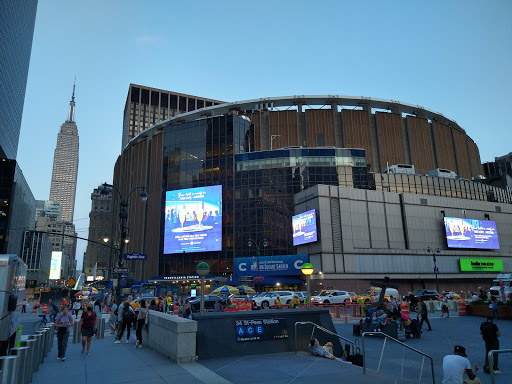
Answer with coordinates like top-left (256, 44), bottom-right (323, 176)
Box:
top-left (151, 92), bottom-right (159, 106)
top-left (130, 87), bottom-right (140, 103)
top-left (179, 96), bottom-right (187, 111)
top-left (161, 93), bottom-right (168, 109)
top-left (141, 89), bottom-right (149, 104)
top-left (206, 101), bottom-right (212, 107)
top-left (170, 95), bottom-right (178, 109)
top-left (197, 99), bottom-right (204, 109)
top-left (188, 98), bottom-right (196, 111)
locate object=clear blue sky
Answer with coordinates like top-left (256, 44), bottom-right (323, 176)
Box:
top-left (17, 1), bottom-right (512, 270)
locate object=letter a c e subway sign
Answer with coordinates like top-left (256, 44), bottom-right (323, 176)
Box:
top-left (125, 253), bottom-right (147, 260)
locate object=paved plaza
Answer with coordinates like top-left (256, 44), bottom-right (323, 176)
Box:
top-left (18, 308), bottom-right (511, 384)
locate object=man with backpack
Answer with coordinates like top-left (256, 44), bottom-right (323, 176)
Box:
top-left (115, 298), bottom-right (134, 344)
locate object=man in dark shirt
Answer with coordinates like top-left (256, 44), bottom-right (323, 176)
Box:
top-left (419, 299), bottom-right (432, 331)
top-left (480, 316), bottom-right (501, 374)
top-left (48, 298), bottom-right (60, 322)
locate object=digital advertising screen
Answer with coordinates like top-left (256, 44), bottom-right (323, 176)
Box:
top-left (444, 217), bottom-right (500, 250)
top-left (292, 209), bottom-right (317, 246)
top-left (49, 251), bottom-right (62, 280)
top-left (163, 185), bottom-right (222, 254)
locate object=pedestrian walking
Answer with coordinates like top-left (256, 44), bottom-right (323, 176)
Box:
top-left (135, 300), bottom-right (149, 349)
top-left (489, 298), bottom-right (499, 320)
top-left (72, 300), bottom-right (81, 319)
top-left (55, 306), bottom-right (73, 361)
top-left (108, 299), bottom-right (118, 335)
top-left (79, 305), bottom-right (97, 356)
top-left (165, 292), bottom-right (173, 313)
top-left (419, 299), bottom-right (432, 331)
top-left (115, 300), bottom-right (134, 344)
top-left (480, 316), bottom-right (501, 375)
top-left (441, 296), bottom-right (449, 318)
top-left (22, 299), bottom-right (27, 313)
top-left (94, 297), bottom-right (102, 317)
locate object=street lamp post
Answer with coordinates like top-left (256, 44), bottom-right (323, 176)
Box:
top-left (101, 182), bottom-right (148, 303)
top-left (247, 238), bottom-right (268, 292)
top-left (197, 262), bottom-right (210, 315)
top-left (301, 263), bottom-right (314, 310)
top-left (427, 247), bottom-right (441, 293)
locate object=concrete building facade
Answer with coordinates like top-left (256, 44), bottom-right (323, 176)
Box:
top-left (21, 230), bottom-right (52, 287)
top-left (83, 185), bottom-right (113, 279)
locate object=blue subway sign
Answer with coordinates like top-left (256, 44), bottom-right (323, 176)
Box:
top-left (125, 253), bottom-right (147, 260)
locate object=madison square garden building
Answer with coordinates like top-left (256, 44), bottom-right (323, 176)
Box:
top-left (111, 95), bottom-right (512, 293)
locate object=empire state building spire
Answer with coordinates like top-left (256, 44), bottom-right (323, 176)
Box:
top-left (50, 82), bottom-right (79, 223)
top-left (66, 80), bottom-right (76, 123)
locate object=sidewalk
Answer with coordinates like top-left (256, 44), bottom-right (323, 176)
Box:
top-left (30, 313), bottom-right (511, 384)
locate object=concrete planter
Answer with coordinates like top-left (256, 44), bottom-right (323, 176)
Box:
top-left (466, 304), bottom-right (512, 319)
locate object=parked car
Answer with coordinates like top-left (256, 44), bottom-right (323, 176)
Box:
top-left (294, 291), bottom-right (308, 304)
top-left (403, 289), bottom-right (440, 311)
top-left (189, 295), bottom-right (230, 312)
top-left (312, 290), bottom-right (352, 305)
top-left (441, 291), bottom-right (461, 300)
top-left (252, 291), bottom-right (294, 309)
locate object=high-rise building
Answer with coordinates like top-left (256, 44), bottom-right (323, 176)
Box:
top-left (49, 85), bottom-right (79, 222)
top-left (0, 0), bottom-right (38, 160)
top-left (21, 230), bottom-right (52, 287)
top-left (83, 185), bottom-right (113, 279)
top-left (122, 84), bottom-right (224, 149)
top-left (35, 200), bottom-right (61, 222)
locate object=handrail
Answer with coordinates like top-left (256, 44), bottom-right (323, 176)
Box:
top-left (362, 331), bottom-right (435, 384)
top-left (489, 349), bottom-right (512, 384)
top-left (294, 321), bottom-right (354, 353)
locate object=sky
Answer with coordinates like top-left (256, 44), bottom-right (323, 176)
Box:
top-left (17, 1), bottom-right (512, 270)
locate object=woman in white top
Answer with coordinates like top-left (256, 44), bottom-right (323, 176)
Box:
top-left (72, 300), bottom-right (82, 319)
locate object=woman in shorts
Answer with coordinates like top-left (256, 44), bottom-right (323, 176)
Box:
top-left (79, 305), bottom-right (97, 356)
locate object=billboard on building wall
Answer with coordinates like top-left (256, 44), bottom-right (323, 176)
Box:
top-left (49, 251), bottom-right (62, 279)
top-left (234, 254), bottom-right (309, 276)
top-left (444, 217), bottom-right (500, 250)
top-left (292, 209), bottom-right (318, 246)
top-left (163, 185), bottom-right (222, 254)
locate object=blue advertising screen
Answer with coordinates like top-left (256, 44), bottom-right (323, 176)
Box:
top-left (292, 209), bottom-right (317, 246)
top-left (234, 254), bottom-right (309, 276)
top-left (444, 217), bottom-right (500, 250)
top-left (163, 186), bottom-right (222, 254)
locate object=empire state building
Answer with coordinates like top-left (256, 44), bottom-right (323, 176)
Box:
top-left (49, 85), bottom-right (79, 222)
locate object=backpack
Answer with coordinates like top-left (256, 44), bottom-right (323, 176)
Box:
top-left (122, 305), bottom-right (132, 322)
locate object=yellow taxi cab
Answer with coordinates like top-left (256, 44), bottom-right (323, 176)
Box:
top-left (353, 287), bottom-right (398, 304)
top-left (129, 296), bottom-right (161, 311)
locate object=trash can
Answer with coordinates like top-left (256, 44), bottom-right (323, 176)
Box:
top-left (20, 339), bottom-right (36, 382)
top-left (0, 355), bottom-right (18, 384)
top-left (10, 346), bottom-right (29, 384)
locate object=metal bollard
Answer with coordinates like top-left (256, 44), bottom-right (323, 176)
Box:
top-left (39, 328), bottom-right (49, 358)
top-left (428, 301), bottom-right (435, 313)
top-left (47, 323), bottom-right (55, 349)
top-left (0, 355), bottom-right (18, 384)
top-left (28, 334), bottom-right (41, 371)
top-left (96, 318), bottom-right (105, 339)
top-left (20, 339), bottom-right (36, 382)
top-left (34, 332), bottom-right (45, 364)
top-left (72, 321), bottom-right (81, 343)
top-left (10, 346), bottom-right (29, 384)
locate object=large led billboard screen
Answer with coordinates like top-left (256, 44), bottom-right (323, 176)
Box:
top-left (292, 209), bottom-right (318, 246)
top-left (444, 217), bottom-right (500, 250)
top-left (164, 186), bottom-right (222, 254)
top-left (49, 251), bottom-right (62, 280)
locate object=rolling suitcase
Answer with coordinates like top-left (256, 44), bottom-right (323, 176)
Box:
top-left (353, 323), bottom-right (361, 336)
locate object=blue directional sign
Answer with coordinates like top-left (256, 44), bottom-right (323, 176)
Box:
top-left (125, 253), bottom-right (147, 260)
top-left (236, 326), bottom-right (245, 336)
top-left (246, 326), bottom-right (254, 335)
top-left (256, 325), bottom-right (264, 335)
top-left (235, 319), bottom-right (288, 342)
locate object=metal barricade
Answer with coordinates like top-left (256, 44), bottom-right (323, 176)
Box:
top-left (489, 349), bottom-right (512, 384)
top-left (20, 339), bottom-right (36, 382)
top-left (73, 321), bottom-right (81, 343)
top-left (10, 346), bottom-right (29, 384)
top-left (362, 331), bottom-right (435, 383)
top-left (0, 355), bottom-right (18, 384)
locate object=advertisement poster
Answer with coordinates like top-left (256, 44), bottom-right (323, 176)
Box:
top-left (235, 318), bottom-right (288, 342)
top-left (234, 254), bottom-right (309, 276)
top-left (49, 251), bottom-right (62, 280)
top-left (444, 217), bottom-right (500, 250)
top-left (292, 209), bottom-right (317, 246)
top-left (459, 258), bottom-right (504, 272)
top-left (164, 185), bottom-right (222, 254)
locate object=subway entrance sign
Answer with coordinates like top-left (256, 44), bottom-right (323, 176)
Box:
top-left (459, 258), bottom-right (503, 272)
top-left (235, 318), bottom-right (288, 342)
